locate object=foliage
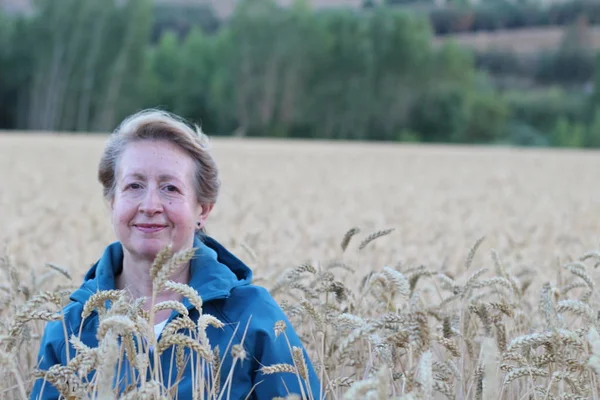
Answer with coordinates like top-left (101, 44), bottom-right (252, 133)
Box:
top-left (505, 122), bottom-right (549, 147)
top-left (409, 84), bottom-right (510, 144)
top-left (2, 0), bottom-right (152, 132)
top-left (535, 19), bottom-right (596, 85)
top-left (551, 117), bottom-right (587, 147)
top-left (0, 0), bottom-right (599, 147)
top-left (504, 88), bottom-right (589, 135)
top-left (535, 49), bottom-right (595, 85)
top-left (585, 108), bottom-right (600, 147)
top-left (0, 12), bottom-right (16, 128)
top-left (474, 51), bottom-right (533, 78)
top-left (151, 3), bottom-right (220, 42)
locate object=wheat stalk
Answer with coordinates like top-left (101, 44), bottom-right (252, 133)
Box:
top-left (465, 236), bottom-right (486, 270)
top-left (340, 227), bottom-right (360, 252)
top-left (358, 229), bottom-right (395, 251)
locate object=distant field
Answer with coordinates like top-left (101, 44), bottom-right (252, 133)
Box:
top-left (435, 25), bottom-right (600, 53)
top-left (0, 0), bottom-right (364, 17)
top-left (2, 133), bottom-right (599, 281)
top-left (3, 133), bottom-right (600, 399)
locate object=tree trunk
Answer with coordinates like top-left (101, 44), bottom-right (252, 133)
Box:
top-left (235, 45), bottom-right (252, 136)
top-left (94, 15), bottom-right (136, 131)
top-left (77, 8), bottom-right (107, 132)
top-left (259, 54), bottom-right (280, 128)
top-left (279, 66), bottom-right (299, 126)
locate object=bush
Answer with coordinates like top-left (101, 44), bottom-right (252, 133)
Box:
top-left (475, 50), bottom-right (528, 77)
top-left (409, 85), bottom-right (509, 144)
top-left (460, 91), bottom-right (510, 143)
top-left (409, 85), bottom-right (470, 142)
top-left (536, 49), bottom-right (595, 84)
top-left (551, 117), bottom-right (587, 147)
top-left (504, 89), bottom-right (588, 134)
top-left (584, 108), bottom-right (600, 147)
top-left (506, 122), bottom-right (550, 147)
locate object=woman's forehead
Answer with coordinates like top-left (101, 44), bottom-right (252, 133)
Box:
top-left (122, 139), bottom-right (188, 159)
top-left (117, 141), bottom-right (194, 179)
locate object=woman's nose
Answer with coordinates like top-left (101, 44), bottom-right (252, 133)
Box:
top-left (139, 189), bottom-right (163, 215)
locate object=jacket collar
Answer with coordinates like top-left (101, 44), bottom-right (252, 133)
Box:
top-left (70, 235), bottom-right (253, 308)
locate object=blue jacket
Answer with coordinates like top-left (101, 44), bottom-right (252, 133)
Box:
top-left (31, 236), bottom-right (321, 399)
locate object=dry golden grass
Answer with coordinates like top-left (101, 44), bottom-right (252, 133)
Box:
top-left (1, 134), bottom-right (598, 277)
top-left (2, 133), bottom-right (600, 399)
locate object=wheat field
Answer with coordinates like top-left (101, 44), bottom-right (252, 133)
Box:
top-left (2, 133), bottom-right (600, 399)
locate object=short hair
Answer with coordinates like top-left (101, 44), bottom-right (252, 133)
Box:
top-left (98, 109), bottom-right (220, 209)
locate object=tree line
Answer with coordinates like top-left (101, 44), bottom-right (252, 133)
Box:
top-left (425, 0), bottom-right (600, 35)
top-left (150, 1), bottom-right (600, 43)
top-left (0, 0), bottom-right (599, 147)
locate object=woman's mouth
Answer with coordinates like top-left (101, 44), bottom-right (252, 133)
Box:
top-left (134, 224), bottom-right (167, 233)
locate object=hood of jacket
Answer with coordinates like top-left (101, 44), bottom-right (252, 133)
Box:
top-left (69, 235), bottom-right (253, 309)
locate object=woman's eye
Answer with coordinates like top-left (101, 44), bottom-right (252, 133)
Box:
top-left (127, 183), bottom-right (142, 190)
top-left (165, 185), bottom-right (178, 193)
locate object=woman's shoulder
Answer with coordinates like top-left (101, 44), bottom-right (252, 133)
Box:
top-left (216, 284), bottom-right (287, 327)
top-left (41, 300), bottom-right (87, 342)
top-left (229, 283), bottom-right (272, 301)
top-left (230, 283), bottom-right (281, 308)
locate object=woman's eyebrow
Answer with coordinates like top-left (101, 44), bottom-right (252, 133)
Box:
top-left (123, 172), bottom-right (146, 181)
top-left (158, 174), bottom-right (183, 183)
top-left (122, 172), bottom-right (184, 183)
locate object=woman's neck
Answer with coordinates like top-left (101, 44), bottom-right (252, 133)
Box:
top-left (115, 252), bottom-right (191, 322)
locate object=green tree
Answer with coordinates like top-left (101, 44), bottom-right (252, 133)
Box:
top-left (552, 117), bottom-right (586, 147)
top-left (173, 28), bottom-right (218, 132)
top-left (409, 85), bottom-right (470, 143)
top-left (407, 41), bottom-right (482, 143)
top-left (92, 0), bottom-right (152, 131)
top-left (208, 0), bottom-right (330, 137)
top-left (213, 0), bottom-right (286, 136)
top-left (505, 88), bottom-right (587, 136)
top-left (305, 9), bottom-right (371, 139)
top-left (435, 41), bottom-right (475, 83)
top-left (8, 0), bottom-right (151, 132)
top-left (143, 32), bottom-right (183, 113)
top-left (365, 8), bottom-right (434, 141)
top-left (585, 108), bottom-right (600, 148)
top-left (460, 91), bottom-right (510, 143)
top-left (593, 52), bottom-right (600, 107)
top-left (536, 19), bottom-right (595, 84)
top-left (0, 12), bottom-right (16, 128)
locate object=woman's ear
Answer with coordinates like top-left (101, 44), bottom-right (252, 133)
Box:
top-left (197, 204), bottom-right (214, 228)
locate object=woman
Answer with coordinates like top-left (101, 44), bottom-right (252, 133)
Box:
top-left (31, 110), bottom-right (321, 399)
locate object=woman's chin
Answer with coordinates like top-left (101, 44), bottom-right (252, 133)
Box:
top-left (129, 241), bottom-right (170, 262)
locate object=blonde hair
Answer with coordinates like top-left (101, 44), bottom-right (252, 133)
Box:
top-left (98, 109), bottom-right (220, 210)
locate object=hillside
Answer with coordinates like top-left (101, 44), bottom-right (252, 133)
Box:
top-left (0, 0), bottom-right (30, 13)
top-left (3, 0), bottom-right (599, 54)
top-left (0, 0), bottom-right (363, 17)
top-left (435, 25), bottom-right (600, 53)
top-left (199, 0), bottom-right (362, 17)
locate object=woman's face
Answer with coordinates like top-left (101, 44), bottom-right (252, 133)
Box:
top-left (111, 140), bottom-right (212, 263)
